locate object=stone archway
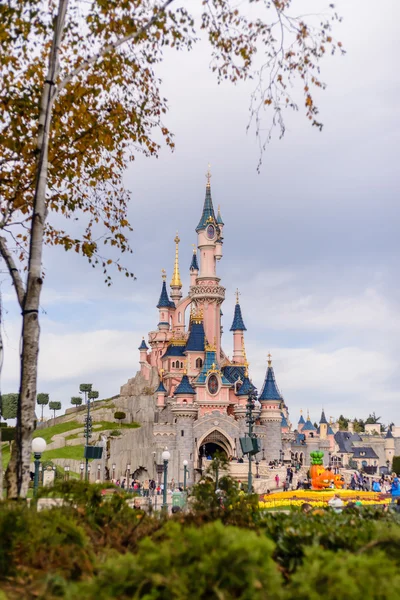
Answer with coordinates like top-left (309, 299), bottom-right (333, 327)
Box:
top-left (198, 429), bottom-right (234, 459)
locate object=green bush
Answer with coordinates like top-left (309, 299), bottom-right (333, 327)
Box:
top-left (72, 521), bottom-right (282, 600)
top-left (288, 547), bottom-right (400, 600)
top-left (392, 456), bottom-right (400, 475)
top-left (114, 411), bottom-right (126, 423)
top-left (109, 429), bottom-right (121, 436)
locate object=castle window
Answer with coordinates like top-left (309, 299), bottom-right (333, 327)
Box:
top-left (178, 312), bottom-right (181, 323)
top-left (172, 361), bottom-right (175, 368)
top-left (180, 361), bottom-right (183, 368)
top-left (196, 358), bottom-right (203, 369)
top-left (181, 430), bottom-right (184, 437)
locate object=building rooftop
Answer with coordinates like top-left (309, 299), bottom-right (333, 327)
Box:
top-left (230, 302), bottom-right (247, 331)
top-left (155, 380), bottom-right (167, 394)
top-left (352, 446), bottom-right (379, 459)
top-left (174, 374), bottom-right (196, 395)
top-left (138, 338), bottom-right (148, 350)
top-left (259, 364), bottom-right (282, 401)
top-left (185, 321), bottom-right (205, 352)
top-left (157, 280), bottom-right (175, 309)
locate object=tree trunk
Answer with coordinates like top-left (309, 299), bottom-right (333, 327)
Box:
top-left (5, 0), bottom-right (69, 498)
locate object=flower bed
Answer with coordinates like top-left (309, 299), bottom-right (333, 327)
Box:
top-left (259, 489), bottom-right (391, 509)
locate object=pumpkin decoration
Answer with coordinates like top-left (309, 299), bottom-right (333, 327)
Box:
top-left (310, 451), bottom-right (335, 490)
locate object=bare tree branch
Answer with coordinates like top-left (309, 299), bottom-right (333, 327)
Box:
top-left (0, 236), bottom-right (25, 309)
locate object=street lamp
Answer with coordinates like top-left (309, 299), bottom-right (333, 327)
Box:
top-left (32, 437), bottom-right (47, 497)
top-left (112, 463), bottom-right (116, 480)
top-left (183, 459), bottom-right (188, 491)
top-left (255, 461), bottom-right (260, 479)
top-left (64, 465), bottom-right (70, 481)
top-left (386, 459), bottom-right (390, 473)
top-left (80, 462), bottom-right (85, 480)
top-left (279, 449), bottom-right (283, 464)
top-left (262, 448), bottom-right (266, 461)
top-left (97, 464), bottom-right (101, 481)
top-left (161, 448), bottom-right (170, 513)
top-left (126, 463), bottom-right (131, 487)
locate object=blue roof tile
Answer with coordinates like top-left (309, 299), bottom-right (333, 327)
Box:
top-left (196, 350), bottom-right (230, 385)
top-left (174, 374), bottom-right (196, 395)
top-left (259, 366), bottom-right (282, 401)
top-left (216, 206), bottom-right (224, 225)
top-left (327, 425), bottom-right (334, 435)
top-left (155, 380), bottom-right (167, 393)
top-left (185, 321), bottom-right (205, 352)
top-left (157, 280), bottom-right (175, 309)
top-left (138, 338), bottom-right (148, 350)
top-left (190, 251), bottom-right (199, 271)
top-left (281, 414), bottom-right (289, 428)
top-left (298, 414), bottom-right (306, 425)
top-left (236, 377), bottom-right (253, 396)
top-left (385, 428), bottom-right (393, 439)
top-left (196, 184), bottom-right (216, 231)
top-left (222, 365), bottom-right (246, 384)
top-left (230, 303), bottom-right (247, 331)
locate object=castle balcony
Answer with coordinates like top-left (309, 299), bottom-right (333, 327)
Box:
top-left (189, 284), bottom-right (225, 304)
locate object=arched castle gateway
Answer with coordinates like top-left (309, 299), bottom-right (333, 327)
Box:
top-left (112, 169), bottom-right (289, 486)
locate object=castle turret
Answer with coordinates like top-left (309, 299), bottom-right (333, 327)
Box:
top-left (171, 373), bottom-right (198, 486)
top-left (156, 378), bottom-right (167, 408)
top-left (298, 411), bottom-right (305, 432)
top-left (385, 428), bottom-right (395, 471)
top-left (170, 233), bottom-right (182, 304)
top-left (230, 290), bottom-right (247, 365)
top-left (157, 270), bottom-right (174, 330)
top-left (189, 246), bottom-right (199, 286)
top-left (259, 354), bottom-right (282, 462)
top-left (138, 337), bottom-right (150, 379)
top-left (319, 409), bottom-right (328, 440)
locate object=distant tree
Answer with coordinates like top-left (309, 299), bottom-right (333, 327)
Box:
top-left (1, 394), bottom-right (18, 420)
top-left (392, 456), bottom-right (400, 476)
top-left (71, 396), bottom-right (82, 408)
top-left (36, 393), bottom-right (49, 422)
top-left (353, 419), bottom-right (365, 434)
top-left (313, 422), bottom-right (318, 430)
top-left (114, 411), bottom-right (126, 425)
top-left (88, 390), bottom-right (99, 406)
top-left (49, 401), bottom-right (62, 421)
top-left (338, 415), bottom-right (349, 431)
top-left (365, 413), bottom-right (381, 425)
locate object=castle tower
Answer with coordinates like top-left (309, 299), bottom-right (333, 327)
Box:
top-left (319, 409), bottom-right (328, 440)
top-left (170, 233), bottom-right (183, 305)
top-left (138, 338), bottom-right (150, 379)
top-left (191, 167), bottom-right (225, 360)
top-left (385, 428), bottom-right (395, 471)
top-left (157, 270), bottom-right (174, 331)
top-left (298, 411), bottom-right (305, 432)
top-left (155, 378), bottom-right (167, 408)
top-left (258, 354), bottom-right (282, 462)
top-left (171, 374), bottom-right (198, 485)
top-left (230, 290), bottom-right (247, 365)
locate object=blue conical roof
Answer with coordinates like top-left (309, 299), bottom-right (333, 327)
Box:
top-left (190, 251), bottom-right (199, 271)
top-left (185, 321), bottom-right (205, 352)
top-left (259, 365), bottom-right (282, 401)
top-left (298, 414), bottom-right (305, 425)
top-left (138, 338), bottom-right (148, 350)
top-left (230, 303), bottom-right (247, 331)
top-left (157, 280), bottom-right (175, 309)
top-left (196, 184), bottom-right (216, 231)
top-left (174, 375), bottom-right (196, 395)
top-left (281, 413), bottom-right (289, 428)
top-left (319, 409), bottom-right (328, 424)
top-left (327, 425), bottom-right (334, 435)
top-left (156, 380), bottom-right (167, 394)
top-left (216, 206), bottom-right (224, 226)
top-left (302, 419), bottom-right (316, 431)
top-left (385, 428), bottom-right (393, 439)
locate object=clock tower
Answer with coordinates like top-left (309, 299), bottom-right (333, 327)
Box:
top-left (190, 167), bottom-right (225, 360)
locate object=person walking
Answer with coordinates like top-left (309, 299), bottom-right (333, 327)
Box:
top-left (275, 474), bottom-right (280, 488)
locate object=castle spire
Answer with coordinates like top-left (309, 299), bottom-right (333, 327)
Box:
top-left (190, 245), bottom-right (199, 271)
top-left (216, 204), bottom-right (224, 226)
top-left (170, 233), bottom-right (182, 288)
top-left (196, 165), bottom-right (216, 232)
top-left (230, 293), bottom-right (247, 331)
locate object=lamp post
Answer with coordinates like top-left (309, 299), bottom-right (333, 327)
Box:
top-left (386, 459), bottom-right (390, 473)
top-left (126, 463), bottom-right (131, 488)
top-left (87, 464), bottom-right (91, 480)
top-left (255, 460), bottom-right (260, 479)
top-left (64, 465), bottom-right (70, 481)
top-left (161, 448), bottom-right (170, 514)
top-left (112, 463), bottom-right (116, 481)
top-left (80, 462), bottom-right (84, 480)
top-left (183, 459), bottom-right (188, 491)
top-left (97, 464), bottom-right (101, 482)
top-left (262, 448), bottom-right (266, 461)
top-left (80, 383), bottom-right (93, 480)
top-left (245, 389), bottom-right (258, 494)
top-left (32, 437), bottom-right (47, 497)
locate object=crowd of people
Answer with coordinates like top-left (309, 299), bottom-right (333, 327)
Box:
top-left (112, 477), bottom-right (184, 495)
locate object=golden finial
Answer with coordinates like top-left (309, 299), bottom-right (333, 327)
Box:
top-left (161, 269), bottom-right (166, 281)
top-left (170, 232), bottom-right (182, 288)
top-left (300, 409), bottom-right (303, 415)
top-left (192, 244), bottom-right (197, 254)
top-left (206, 163), bottom-right (211, 188)
top-left (307, 409), bottom-right (310, 421)
top-left (235, 288), bottom-right (240, 304)
top-left (267, 353), bottom-right (272, 366)
top-left (159, 368), bottom-right (165, 378)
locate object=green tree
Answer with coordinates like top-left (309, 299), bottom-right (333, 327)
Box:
top-left (49, 401), bottom-right (61, 421)
top-left (338, 415), bottom-right (349, 431)
top-left (114, 411), bottom-right (126, 425)
top-left (70, 396), bottom-right (82, 408)
top-left (88, 390), bottom-right (99, 406)
top-left (392, 456), bottom-right (400, 476)
top-left (36, 393), bottom-right (49, 422)
top-left (0, 1), bottom-right (343, 498)
top-left (365, 412), bottom-right (381, 424)
top-left (1, 394), bottom-right (18, 420)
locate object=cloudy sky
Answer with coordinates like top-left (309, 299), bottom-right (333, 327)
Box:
top-left (2, 0), bottom-right (400, 425)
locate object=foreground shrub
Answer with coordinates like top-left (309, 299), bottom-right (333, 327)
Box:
top-left (71, 520), bottom-right (283, 600)
top-left (288, 547), bottom-right (400, 600)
